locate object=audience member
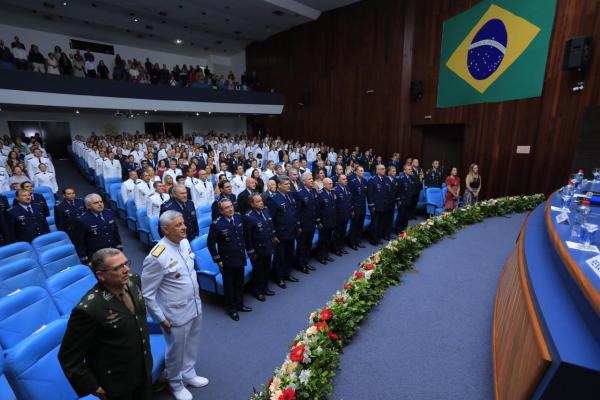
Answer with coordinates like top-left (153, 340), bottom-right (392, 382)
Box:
top-left (444, 167), bottom-right (460, 210)
top-left (464, 163), bottom-right (481, 206)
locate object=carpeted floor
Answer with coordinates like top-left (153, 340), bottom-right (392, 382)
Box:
top-left (56, 159), bottom-right (523, 400)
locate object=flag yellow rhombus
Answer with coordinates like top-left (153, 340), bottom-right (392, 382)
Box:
top-left (446, 4), bottom-right (540, 94)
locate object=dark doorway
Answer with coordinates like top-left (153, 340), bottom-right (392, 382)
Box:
top-left (571, 107), bottom-right (600, 177)
top-left (7, 120), bottom-right (71, 159)
top-left (421, 124), bottom-right (465, 176)
top-left (144, 122), bottom-right (183, 138)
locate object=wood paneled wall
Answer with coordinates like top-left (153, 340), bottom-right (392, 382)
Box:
top-left (246, 0), bottom-right (600, 198)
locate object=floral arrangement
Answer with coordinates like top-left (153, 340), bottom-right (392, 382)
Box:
top-left (251, 194), bottom-right (545, 400)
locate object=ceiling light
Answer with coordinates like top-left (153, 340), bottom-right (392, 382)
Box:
top-left (144, 111), bottom-right (148, 114)
top-left (175, 39), bottom-right (183, 44)
top-left (75, 109), bottom-right (80, 114)
top-left (195, 112), bottom-right (199, 116)
top-left (134, 18), bottom-right (139, 22)
top-left (208, 111), bottom-right (212, 115)
top-left (63, 2), bottom-right (67, 5)
top-left (153, 109), bottom-right (157, 112)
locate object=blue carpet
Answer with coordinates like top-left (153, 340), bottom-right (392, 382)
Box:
top-left (331, 214), bottom-right (527, 400)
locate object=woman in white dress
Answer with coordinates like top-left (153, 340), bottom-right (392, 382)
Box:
top-left (46, 53), bottom-right (60, 74)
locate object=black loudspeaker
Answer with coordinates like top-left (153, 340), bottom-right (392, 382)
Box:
top-left (298, 91), bottom-right (311, 106)
top-left (410, 80), bottom-right (423, 99)
top-left (563, 36), bottom-right (592, 70)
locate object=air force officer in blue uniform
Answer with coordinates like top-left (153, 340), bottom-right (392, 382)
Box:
top-left (367, 164), bottom-right (389, 245)
top-left (55, 187), bottom-right (86, 245)
top-left (295, 172), bottom-right (320, 272)
top-left (348, 166), bottom-right (368, 249)
top-left (160, 184), bottom-right (199, 241)
top-left (7, 188), bottom-right (50, 243)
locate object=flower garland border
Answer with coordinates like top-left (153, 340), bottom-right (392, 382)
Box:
top-left (251, 194), bottom-right (546, 400)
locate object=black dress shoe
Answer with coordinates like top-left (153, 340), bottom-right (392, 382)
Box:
top-left (341, 249), bottom-right (348, 254)
top-left (276, 280), bottom-right (287, 289)
top-left (325, 256), bottom-right (334, 262)
top-left (239, 306), bottom-right (253, 312)
top-left (229, 312), bottom-right (240, 321)
top-left (263, 289), bottom-right (276, 296)
top-left (350, 245), bottom-right (358, 250)
top-left (306, 264), bottom-right (317, 271)
top-left (317, 258), bottom-right (328, 265)
top-left (369, 240), bottom-right (381, 246)
top-left (297, 267), bottom-right (310, 274)
top-left (383, 235), bottom-right (391, 241)
top-left (254, 293), bottom-right (266, 302)
top-left (286, 275), bottom-right (299, 283)
top-left (357, 243), bottom-right (366, 248)
top-left (334, 251), bottom-right (342, 256)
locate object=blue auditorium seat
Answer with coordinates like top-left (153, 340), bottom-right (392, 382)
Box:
top-left (243, 258), bottom-right (253, 283)
top-left (0, 286), bottom-right (60, 349)
top-left (46, 215), bottom-right (57, 232)
top-left (45, 265), bottom-right (96, 316)
top-left (193, 247), bottom-right (223, 295)
top-left (149, 215), bottom-right (160, 245)
top-left (190, 234), bottom-right (208, 251)
top-left (103, 177), bottom-right (121, 194)
top-left (425, 188), bottom-right (445, 216)
top-left (0, 61), bottom-right (16, 70)
top-left (31, 231), bottom-right (72, 255)
top-left (126, 198), bottom-right (138, 230)
top-left (117, 191), bottom-right (128, 218)
top-left (149, 334), bottom-right (167, 381)
top-left (0, 343), bottom-right (17, 400)
top-left (196, 204), bottom-right (212, 217)
top-left (37, 244), bottom-right (82, 277)
top-left (416, 189), bottom-right (427, 210)
top-left (34, 187), bottom-right (55, 210)
top-left (197, 215), bottom-right (212, 236)
top-left (364, 172), bottom-right (372, 180)
top-left (1, 191), bottom-right (15, 207)
top-left (3, 318), bottom-right (95, 400)
top-left (0, 242), bottom-right (37, 264)
top-left (108, 182), bottom-right (121, 209)
top-left (136, 208), bottom-right (151, 245)
top-left (312, 230), bottom-right (319, 250)
top-left (0, 259), bottom-right (45, 297)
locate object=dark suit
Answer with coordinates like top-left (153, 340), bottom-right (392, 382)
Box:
top-left (7, 203), bottom-right (51, 243)
top-left (243, 208), bottom-right (275, 295)
top-left (236, 189), bottom-right (254, 216)
top-left (58, 274), bottom-right (153, 400)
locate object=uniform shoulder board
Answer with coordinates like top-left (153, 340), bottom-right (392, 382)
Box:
top-left (35, 171), bottom-right (40, 174)
top-left (151, 243), bottom-right (165, 257)
top-left (245, 210), bottom-right (252, 216)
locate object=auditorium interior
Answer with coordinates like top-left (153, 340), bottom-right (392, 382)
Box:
top-left (0, 0), bottom-right (599, 399)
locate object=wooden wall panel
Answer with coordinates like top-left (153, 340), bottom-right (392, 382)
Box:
top-left (246, 0), bottom-right (600, 198)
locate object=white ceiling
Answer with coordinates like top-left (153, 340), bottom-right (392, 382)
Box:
top-left (0, 0), bottom-right (359, 57)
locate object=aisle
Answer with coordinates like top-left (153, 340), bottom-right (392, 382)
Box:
top-left (331, 214), bottom-right (526, 400)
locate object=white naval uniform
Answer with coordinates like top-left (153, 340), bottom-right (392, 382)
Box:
top-left (189, 179), bottom-right (214, 209)
top-left (163, 168), bottom-right (182, 184)
top-left (231, 174), bottom-right (247, 196)
top-left (0, 166), bottom-right (9, 192)
top-left (141, 238), bottom-right (202, 392)
top-left (102, 158), bottom-right (122, 179)
top-left (121, 178), bottom-right (140, 204)
top-left (146, 192), bottom-right (169, 218)
top-left (26, 156), bottom-right (55, 180)
top-left (33, 171), bottom-right (58, 193)
top-left (135, 180), bottom-right (155, 209)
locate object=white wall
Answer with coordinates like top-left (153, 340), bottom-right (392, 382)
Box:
top-left (0, 23), bottom-right (246, 79)
top-left (0, 110), bottom-right (247, 138)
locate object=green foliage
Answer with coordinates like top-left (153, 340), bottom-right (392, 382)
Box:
top-left (251, 194), bottom-right (545, 400)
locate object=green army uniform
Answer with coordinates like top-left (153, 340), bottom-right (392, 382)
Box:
top-left (58, 274), bottom-right (154, 400)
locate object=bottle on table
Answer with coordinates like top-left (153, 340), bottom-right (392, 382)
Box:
top-left (571, 199), bottom-right (591, 239)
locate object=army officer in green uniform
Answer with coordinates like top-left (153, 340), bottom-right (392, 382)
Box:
top-left (58, 248), bottom-right (153, 400)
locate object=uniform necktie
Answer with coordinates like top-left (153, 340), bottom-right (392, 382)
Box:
top-left (260, 211), bottom-right (267, 223)
top-left (203, 181), bottom-right (207, 188)
top-left (27, 206), bottom-right (33, 215)
top-left (160, 193), bottom-right (164, 201)
top-left (118, 290), bottom-right (135, 314)
top-left (70, 200), bottom-right (74, 207)
top-left (98, 213), bottom-right (105, 222)
top-left (147, 182), bottom-right (151, 190)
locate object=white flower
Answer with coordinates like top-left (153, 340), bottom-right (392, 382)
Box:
top-left (309, 311), bottom-right (317, 321)
top-left (314, 346), bottom-right (323, 354)
top-left (299, 369), bottom-right (311, 385)
top-left (305, 326), bottom-right (317, 336)
top-left (270, 390), bottom-right (282, 400)
top-left (269, 377), bottom-right (282, 393)
top-left (365, 269), bottom-right (374, 279)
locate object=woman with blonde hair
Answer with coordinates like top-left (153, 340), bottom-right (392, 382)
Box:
top-left (464, 163), bottom-right (481, 206)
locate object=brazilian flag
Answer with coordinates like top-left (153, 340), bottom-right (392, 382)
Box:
top-left (437, 0), bottom-right (557, 108)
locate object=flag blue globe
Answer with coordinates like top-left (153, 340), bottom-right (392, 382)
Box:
top-left (467, 19), bottom-right (508, 80)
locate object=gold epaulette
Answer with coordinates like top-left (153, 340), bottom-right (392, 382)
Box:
top-left (151, 244), bottom-right (165, 257)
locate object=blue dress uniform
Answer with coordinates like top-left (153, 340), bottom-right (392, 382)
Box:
top-left (316, 189), bottom-right (337, 262)
top-left (348, 174), bottom-right (368, 247)
top-left (75, 210), bottom-right (123, 262)
top-left (7, 203), bottom-right (50, 243)
top-left (207, 213), bottom-right (247, 313)
top-left (383, 175), bottom-right (399, 238)
top-left (334, 184), bottom-right (353, 252)
top-left (211, 193), bottom-right (237, 220)
top-left (295, 187), bottom-right (320, 270)
top-left (367, 175), bottom-right (389, 244)
top-left (55, 198), bottom-right (86, 245)
top-left (267, 190), bottom-right (300, 282)
top-left (243, 208), bottom-right (275, 296)
top-left (395, 173), bottom-right (414, 233)
top-left (12, 192), bottom-right (50, 217)
top-left (425, 168), bottom-right (443, 188)
top-left (160, 199), bottom-right (199, 241)
top-left (0, 194), bottom-right (10, 245)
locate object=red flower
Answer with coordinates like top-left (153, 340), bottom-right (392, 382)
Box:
top-left (399, 232), bottom-right (408, 238)
top-left (320, 309), bottom-right (333, 321)
top-left (335, 297), bottom-right (345, 303)
top-left (315, 322), bottom-right (329, 331)
top-left (290, 344), bottom-right (305, 362)
top-left (268, 378), bottom-right (273, 387)
top-left (354, 271), bottom-right (364, 279)
top-left (279, 387), bottom-right (296, 400)
top-left (327, 331), bottom-right (339, 341)
top-left (362, 263), bottom-right (374, 271)
top-left (343, 283), bottom-right (351, 290)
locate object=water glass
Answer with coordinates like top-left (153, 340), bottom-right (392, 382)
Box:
top-left (582, 223), bottom-right (598, 248)
top-left (560, 186), bottom-right (573, 208)
top-left (593, 168), bottom-right (600, 182)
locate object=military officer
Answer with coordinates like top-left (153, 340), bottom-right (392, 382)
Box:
top-left (121, 170), bottom-right (141, 204)
top-left (243, 193), bottom-right (276, 302)
top-left (55, 187), bottom-right (86, 245)
top-left (145, 181), bottom-right (168, 218)
top-left (58, 249), bottom-right (153, 400)
top-left (189, 169), bottom-right (214, 209)
top-left (141, 211), bottom-right (207, 400)
top-left (160, 184), bottom-right (199, 241)
top-left (7, 188), bottom-right (50, 243)
top-left (75, 193), bottom-right (123, 263)
top-left (208, 199), bottom-right (251, 321)
top-left (0, 164), bottom-right (10, 192)
top-left (367, 164), bottom-right (389, 245)
top-left (425, 160), bottom-right (443, 188)
top-left (347, 166), bottom-right (368, 249)
top-left (316, 178), bottom-right (337, 264)
top-left (134, 170), bottom-right (155, 209)
top-left (102, 152), bottom-right (122, 180)
top-left (0, 193), bottom-right (10, 245)
top-left (33, 162), bottom-right (59, 194)
top-left (396, 164), bottom-right (414, 233)
top-left (236, 177), bottom-right (257, 216)
top-left (295, 172), bottom-right (320, 272)
top-left (334, 174), bottom-right (353, 255)
top-left (122, 155), bottom-right (138, 180)
top-left (18, 181), bottom-right (50, 217)
top-left (267, 176), bottom-right (301, 289)
top-left (383, 166), bottom-right (399, 239)
top-left (211, 180), bottom-right (237, 220)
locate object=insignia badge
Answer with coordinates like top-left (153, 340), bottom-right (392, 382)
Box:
top-left (175, 272), bottom-right (181, 279)
top-left (87, 294), bottom-right (95, 301)
top-left (102, 291), bottom-right (114, 301)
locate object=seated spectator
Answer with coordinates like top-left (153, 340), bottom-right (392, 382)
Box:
top-left (159, 64), bottom-right (170, 84)
top-left (72, 52), bottom-right (85, 77)
top-left (28, 44), bottom-right (45, 72)
top-left (0, 40), bottom-right (14, 64)
top-left (8, 165), bottom-right (30, 186)
top-left (11, 36), bottom-right (28, 69)
top-left (85, 57), bottom-right (97, 78)
top-left (52, 45), bottom-right (62, 60)
top-left (97, 60), bottom-right (109, 79)
top-left (46, 53), bottom-right (60, 74)
top-left (58, 52), bottom-right (73, 75)
top-left (129, 61), bottom-right (140, 83)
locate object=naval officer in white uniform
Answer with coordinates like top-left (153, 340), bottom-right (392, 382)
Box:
top-left (141, 210), bottom-right (207, 400)
top-left (146, 181), bottom-right (169, 218)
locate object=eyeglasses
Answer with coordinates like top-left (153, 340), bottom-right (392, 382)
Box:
top-left (98, 261), bottom-right (130, 273)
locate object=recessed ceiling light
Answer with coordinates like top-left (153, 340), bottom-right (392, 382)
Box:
top-left (208, 111), bottom-right (212, 115)
top-left (175, 39), bottom-right (183, 44)
top-left (134, 18), bottom-right (139, 22)
top-left (195, 112), bottom-right (199, 116)
top-left (153, 109), bottom-right (157, 112)
top-left (75, 109), bottom-right (80, 114)
top-left (144, 111), bottom-right (148, 114)
top-left (63, 1), bottom-right (67, 5)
